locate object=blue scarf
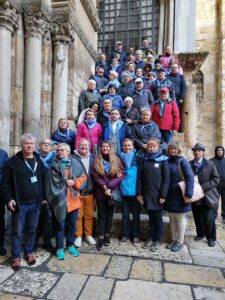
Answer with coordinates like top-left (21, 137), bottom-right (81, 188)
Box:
top-left (194, 157), bottom-right (203, 173)
top-left (108, 119), bottom-right (124, 154)
top-left (134, 88), bottom-right (144, 96)
top-left (102, 110), bottom-right (110, 119)
top-left (38, 150), bottom-right (54, 168)
top-left (85, 118), bottom-right (96, 129)
top-left (156, 78), bottom-right (166, 86)
top-left (145, 149), bottom-right (168, 162)
top-left (158, 100), bottom-right (165, 117)
top-left (103, 159), bottom-right (110, 173)
top-left (57, 129), bottom-right (71, 139)
top-left (140, 122), bottom-right (152, 132)
top-left (120, 149), bottom-right (136, 168)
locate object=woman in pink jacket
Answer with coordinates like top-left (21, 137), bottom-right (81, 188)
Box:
top-left (75, 110), bottom-right (102, 154)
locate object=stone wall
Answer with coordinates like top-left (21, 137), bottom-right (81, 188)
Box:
top-left (195, 0), bottom-right (219, 157)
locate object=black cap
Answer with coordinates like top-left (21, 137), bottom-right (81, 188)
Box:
top-left (191, 143), bottom-right (205, 151)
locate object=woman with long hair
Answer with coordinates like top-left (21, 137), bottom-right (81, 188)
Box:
top-left (91, 141), bottom-right (124, 250)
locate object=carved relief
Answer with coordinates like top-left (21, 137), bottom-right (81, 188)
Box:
top-left (80, 0), bottom-right (100, 31)
top-left (178, 52), bottom-right (209, 72)
top-left (0, 0), bottom-right (21, 32)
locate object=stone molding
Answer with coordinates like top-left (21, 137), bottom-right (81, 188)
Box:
top-left (178, 52), bottom-right (209, 72)
top-left (52, 5), bottom-right (98, 60)
top-left (23, 0), bottom-right (50, 39)
top-left (71, 15), bottom-right (98, 60)
top-left (80, 0), bottom-right (100, 31)
top-left (0, 0), bottom-right (21, 32)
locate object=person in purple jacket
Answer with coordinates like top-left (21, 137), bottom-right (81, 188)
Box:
top-left (91, 141), bottom-right (124, 250)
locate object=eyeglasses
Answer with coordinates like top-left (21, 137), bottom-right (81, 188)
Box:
top-left (42, 143), bottom-right (51, 146)
top-left (57, 149), bottom-right (67, 152)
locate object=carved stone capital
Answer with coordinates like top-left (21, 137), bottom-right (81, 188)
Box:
top-left (23, 0), bottom-right (50, 39)
top-left (0, 0), bottom-right (21, 32)
top-left (51, 6), bottom-right (75, 45)
top-left (178, 52), bottom-right (209, 72)
top-left (80, 0), bottom-right (100, 31)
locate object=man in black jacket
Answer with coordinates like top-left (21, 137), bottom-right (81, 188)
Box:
top-left (167, 63), bottom-right (186, 108)
top-left (190, 143), bottom-right (220, 247)
top-left (210, 145), bottom-right (225, 223)
top-left (1, 133), bottom-right (46, 270)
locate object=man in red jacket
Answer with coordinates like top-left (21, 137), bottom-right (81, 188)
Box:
top-left (151, 87), bottom-right (180, 144)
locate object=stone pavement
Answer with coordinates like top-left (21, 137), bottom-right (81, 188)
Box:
top-left (0, 219), bottom-right (225, 300)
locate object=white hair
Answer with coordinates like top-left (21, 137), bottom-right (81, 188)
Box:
top-left (21, 133), bottom-right (36, 144)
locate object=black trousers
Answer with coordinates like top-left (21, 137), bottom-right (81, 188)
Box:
top-left (192, 204), bottom-right (216, 241)
top-left (96, 197), bottom-right (115, 237)
top-left (0, 201), bottom-right (5, 246)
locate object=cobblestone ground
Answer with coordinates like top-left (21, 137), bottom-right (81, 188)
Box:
top-left (0, 218), bottom-right (225, 300)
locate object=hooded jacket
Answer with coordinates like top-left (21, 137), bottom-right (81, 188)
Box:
top-left (210, 146), bottom-right (225, 189)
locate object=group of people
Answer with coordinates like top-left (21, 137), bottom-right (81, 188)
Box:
top-left (0, 40), bottom-right (224, 272)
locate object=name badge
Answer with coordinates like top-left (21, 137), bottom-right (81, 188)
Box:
top-left (31, 176), bottom-right (38, 183)
top-left (154, 163), bottom-right (159, 168)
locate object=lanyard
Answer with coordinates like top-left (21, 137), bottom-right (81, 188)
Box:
top-left (24, 159), bottom-right (37, 176)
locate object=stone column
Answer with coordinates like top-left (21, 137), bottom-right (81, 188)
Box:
top-left (0, 1), bottom-right (19, 152)
top-left (23, 1), bottom-right (50, 141)
top-left (158, 0), bottom-right (166, 54)
top-left (218, 0), bottom-right (225, 145)
top-left (167, 0), bottom-right (174, 49)
top-left (52, 37), bottom-right (70, 128)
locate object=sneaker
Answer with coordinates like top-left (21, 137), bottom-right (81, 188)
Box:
top-left (194, 235), bottom-right (204, 241)
top-left (208, 240), bottom-right (216, 247)
top-left (56, 248), bottom-right (65, 260)
top-left (133, 238), bottom-right (140, 246)
top-left (142, 240), bottom-right (152, 249)
top-left (74, 236), bottom-right (82, 248)
top-left (25, 253), bottom-right (36, 266)
top-left (96, 238), bottom-right (104, 250)
top-left (10, 257), bottom-right (21, 271)
top-left (85, 236), bottom-right (96, 245)
top-left (0, 246), bottom-right (7, 256)
top-left (119, 236), bottom-right (129, 245)
top-left (166, 240), bottom-right (175, 249)
top-left (171, 241), bottom-right (183, 252)
top-left (67, 245), bottom-right (79, 257)
top-left (150, 241), bottom-right (160, 252)
top-left (104, 236), bottom-right (110, 246)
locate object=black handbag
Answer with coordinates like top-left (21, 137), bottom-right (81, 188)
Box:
top-left (204, 187), bottom-right (220, 208)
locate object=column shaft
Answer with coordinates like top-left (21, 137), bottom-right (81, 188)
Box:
top-left (158, 0), bottom-right (166, 54)
top-left (24, 37), bottom-right (42, 139)
top-left (0, 28), bottom-right (12, 152)
top-left (167, 0), bottom-right (174, 49)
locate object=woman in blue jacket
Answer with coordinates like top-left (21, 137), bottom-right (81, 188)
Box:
top-left (165, 142), bottom-right (194, 252)
top-left (119, 138), bottom-right (141, 246)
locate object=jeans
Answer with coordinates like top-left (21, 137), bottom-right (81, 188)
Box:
top-left (11, 202), bottom-right (40, 258)
top-left (192, 204), bottom-right (216, 241)
top-left (54, 209), bottom-right (78, 249)
top-left (0, 201), bottom-right (5, 247)
top-left (37, 202), bottom-right (52, 245)
top-left (122, 196), bottom-right (141, 238)
top-left (160, 129), bottom-right (173, 144)
top-left (76, 194), bottom-right (94, 237)
top-left (147, 209), bottom-right (163, 242)
top-left (96, 197), bottom-right (115, 237)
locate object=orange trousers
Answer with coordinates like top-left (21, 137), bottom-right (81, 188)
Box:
top-left (75, 194), bottom-right (94, 237)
